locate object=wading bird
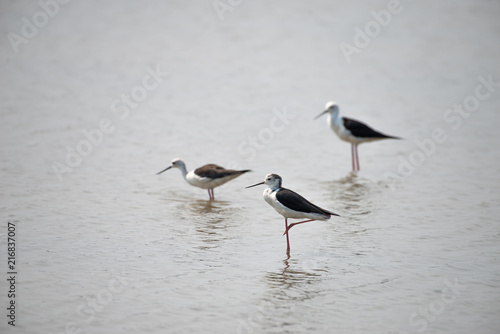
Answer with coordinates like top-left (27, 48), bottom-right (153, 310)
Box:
top-left (157, 158), bottom-right (251, 200)
top-left (246, 173), bottom-right (339, 254)
top-left (315, 101), bottom-right (400, 172)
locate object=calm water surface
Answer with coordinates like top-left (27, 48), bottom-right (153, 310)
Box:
top-left (1, 1), bottom-right (499, 333)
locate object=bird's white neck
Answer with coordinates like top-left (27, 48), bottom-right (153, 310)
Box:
top-left (177, 164), bottom-right (188, 180)
top-left (327, 109), bottom-right (343, 133)
top-left (268, 185), bottom-right (281, 192)
top-left (264, 187), bottom-right (279, 200)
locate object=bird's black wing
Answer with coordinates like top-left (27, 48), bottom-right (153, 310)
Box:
top-left (343, 117), bottom-right (399, 139)
top-left (195, 164), bottom-right (251, 179)
top-left (276, 188), bottom-right (339, 217)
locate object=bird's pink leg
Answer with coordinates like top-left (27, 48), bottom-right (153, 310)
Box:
top-left (284, 219), bottom-right (316, 234)
top-left (208, 189), bottom-right (214, 200)
top-left (284, 218), bottom-right (291, 254)
top-left (355, 144), bottom-right (360, 171)
top-left (351, 143), bottom-right (358, 172)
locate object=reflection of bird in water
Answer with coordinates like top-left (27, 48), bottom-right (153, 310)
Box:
top-left (173, 199), bottom-right (236, 250)
top-left (267, 268), bottom-right (320, 289)
top-left (157, 158), bottom-right (251, 200)
top-left (186, 198), bottom-right (227, 215)
top-left (265, 257), bottom-right (322, 307)
top-left (315, 101), bottom-right (400, 172)
top-left (247, 173), bottom-right (339, 254)
top-left (324, 174), bottom-right (373, 218)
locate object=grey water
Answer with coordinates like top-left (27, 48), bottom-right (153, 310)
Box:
top-left (1, 1), bottom-right (499, 333)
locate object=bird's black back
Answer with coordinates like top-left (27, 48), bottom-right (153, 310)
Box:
top-left (276, 188), bottom-right (339, 217)
top-left (343, 117), bottom-right (399, 139)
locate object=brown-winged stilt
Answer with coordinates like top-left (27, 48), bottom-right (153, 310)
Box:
top-left (157, 158), bottom-right (251, 200)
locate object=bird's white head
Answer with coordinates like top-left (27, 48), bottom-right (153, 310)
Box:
top-left (246, 173), bottom-right (282, 190)
top-left (263, 173), bottom-right (282, 189)
top-left (325, 101), bottom-right (339, 110)
top-left (170, 158), bottom-right (186, 169)
top-left (315, 101), bottom-right (339, 120)
top-left (156, 158), bottom-right (186, 175)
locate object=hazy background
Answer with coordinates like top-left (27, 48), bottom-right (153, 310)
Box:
top-left (1, 1), bottom-right (499, 333)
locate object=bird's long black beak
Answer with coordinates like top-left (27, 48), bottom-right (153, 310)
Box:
top-left (245, 181), bottom-right (265, 189)
top-left (314, 109), bottom-right (329, 120)
top-left (156, 166), bottom-right (172, 175)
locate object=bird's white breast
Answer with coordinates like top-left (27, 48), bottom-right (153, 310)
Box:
top-left (327, 114), bottom-right (382, 145)
top-left (263, 188), bottom-right (327, 220)
top-left (327, 114), bottom-right (358, 144)
top-left (186, 171), bottom-right (239, 189)
top-left (263, 188), bottom-right (288, 217)
top-left (185, 171), bottom-right (211, 189)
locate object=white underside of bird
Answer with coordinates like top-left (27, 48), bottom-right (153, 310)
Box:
top-left (263, 188), bottom-right (331, 220)
top-left (186, 171), bottom-right (246, 189)
top-left (328, 115), bottom-right (381, 145)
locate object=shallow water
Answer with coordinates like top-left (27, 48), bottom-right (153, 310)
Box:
top-left (1, 1), bottom-right (500, 333)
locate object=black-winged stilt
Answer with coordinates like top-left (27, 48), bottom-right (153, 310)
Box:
top-left (246, 173), bottom-right (339, 254)
top-left (315, 101), bottom-right (400, 172)
top-left (157, 158), bottom-right (251, 200)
